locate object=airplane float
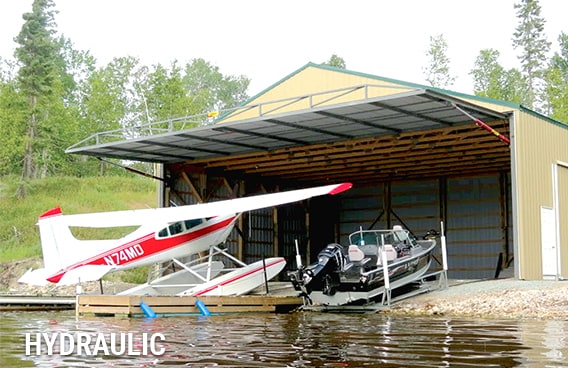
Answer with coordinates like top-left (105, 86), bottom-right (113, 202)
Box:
top-left (18, 182), bottom-right (352, 296)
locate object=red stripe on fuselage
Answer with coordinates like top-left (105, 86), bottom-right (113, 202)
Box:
top-left (46, 215), bottom-right (237, 283)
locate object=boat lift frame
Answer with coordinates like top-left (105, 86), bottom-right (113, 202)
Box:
top-left (381, 221), bottom-right (449, 307)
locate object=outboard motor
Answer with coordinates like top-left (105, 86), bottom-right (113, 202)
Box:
top-left (288, 243), bottom-right (345, 296)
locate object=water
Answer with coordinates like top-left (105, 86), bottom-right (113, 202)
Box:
top-left (1, 311), bottom-right (567, 367)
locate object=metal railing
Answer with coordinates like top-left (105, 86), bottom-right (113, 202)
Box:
top-left (66, 83), bottom-right (416, 152)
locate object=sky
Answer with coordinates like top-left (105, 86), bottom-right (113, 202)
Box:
top-left (0, 0), bottom-right (566, 96)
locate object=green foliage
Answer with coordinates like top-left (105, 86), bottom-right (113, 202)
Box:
top-left (2, 0), bottom-right (567, 189)
top-left (0, 80), bottom-right (27, 175)
top-left (423, 34), bottom-right (456, 88)
top-left (14, 0), bottom-right (59, 96)
top-left (82, 56), bottom-right (137, 140)
top-left (182, 58), bottom-right (249, 112)
top-left (322, 54), bottom-right (346, 69)
top-left (1, 2), bottom-right (251, 181)
top-left (111, 266), bottom-right (150, 284)
top-left (545, 32), bottom-right (568, 122)
top-left (512, 0), bottom-right (551, 111)
top-left (0, 175), bottom-right (157, 262)
top-left (470, 49), bottom-right (526, 104)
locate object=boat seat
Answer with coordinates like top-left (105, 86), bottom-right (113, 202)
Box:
top-left (377, 244), bottom-right (398, 265)
top-left (347, 245), bottom-right (366, 262)
top-left (359, 244), bottom-right (379, 257)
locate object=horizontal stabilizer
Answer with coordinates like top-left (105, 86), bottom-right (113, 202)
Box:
top-left (18, 268), bottom-right (52, 286)
top-left (56, 265), bottom-right (115, 285)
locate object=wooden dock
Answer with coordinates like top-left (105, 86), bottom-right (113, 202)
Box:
top-left (0, 295), bottom-right (75, 311)
top-left (77, 294), bottom-right (304, 317)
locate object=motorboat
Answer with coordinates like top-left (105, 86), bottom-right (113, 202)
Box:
top-left (288, 225), bottom-right (437, 306)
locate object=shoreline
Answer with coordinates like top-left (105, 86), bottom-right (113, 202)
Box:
top-left (386, 278), bottom-right (568, 320)
top-left (3, 259), bottom-right (568, 320)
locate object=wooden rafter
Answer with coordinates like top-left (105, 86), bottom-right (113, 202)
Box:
top-left (173, 120), bottom-right (511, 185)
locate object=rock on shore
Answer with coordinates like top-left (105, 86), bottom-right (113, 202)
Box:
top-left (389, 279), bottom-right (568, 320)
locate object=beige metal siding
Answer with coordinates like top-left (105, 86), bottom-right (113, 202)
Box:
top-left (452, 96), bottom-right (514, 114)
top-left (559, 165), bottom-right (568, 278)
top-left (513, 111), bottom-right (568, 279)
top-left (220, 65), bottom-right (516, 124)
top-left (222, 66), bottom-right (415, 122)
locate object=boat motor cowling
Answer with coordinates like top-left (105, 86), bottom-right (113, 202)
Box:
top-left (288, 243), bottom-right (345, 295)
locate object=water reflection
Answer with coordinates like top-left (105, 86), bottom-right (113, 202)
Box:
top-left (519, 319), bottom-right (567, 367)
top-left (1, 311), bottom-right (567, 367)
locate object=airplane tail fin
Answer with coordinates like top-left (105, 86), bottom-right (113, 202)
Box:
top-left (36, 207), bottom-right (77, 271)
top-left (18, 207), bottom-right (83, 285)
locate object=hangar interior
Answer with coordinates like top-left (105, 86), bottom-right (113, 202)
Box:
top-left (68, 79), bottom-right (516, 280)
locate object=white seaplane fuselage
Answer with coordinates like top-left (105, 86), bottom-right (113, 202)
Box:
top-left (42, 209), bottom-right (239, 284)
top-left (18, 182), bottom-right (353, 286)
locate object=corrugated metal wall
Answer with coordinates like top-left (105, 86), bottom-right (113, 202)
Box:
top-left (446, 175), bottom-right (504, 279)
top-left (339, 184), bottom-right (384, 242)
top-left (339, 174), bottom-right (512, 279)
top-left (391, 179), bottom-right (440, 238)
top-left (167, 169), bottom-right (516, 280)
top-left (513, 111), bottom-right (568, 279)
top-left (241, 208), bottom-right (274, 264)
top-left (278, 204), bottom-right (307, 273)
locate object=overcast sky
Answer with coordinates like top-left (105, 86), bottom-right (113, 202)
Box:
top-left (1, 0), bottom-right (566, 96)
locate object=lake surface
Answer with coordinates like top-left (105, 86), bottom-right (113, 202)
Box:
top-left (1, 310), bottom-right (567, 367)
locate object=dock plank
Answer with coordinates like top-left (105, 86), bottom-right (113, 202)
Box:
top-left (76, 294), bottom-right (302, 317)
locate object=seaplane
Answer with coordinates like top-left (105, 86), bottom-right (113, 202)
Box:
top-left (18, 182), bottom-right (352, 296)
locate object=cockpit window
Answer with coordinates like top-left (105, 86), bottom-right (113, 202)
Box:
top-left (184, 219), bottom-right (203, 230)
top-left (168, 222), bottom-right (183, 236)
top-left (157, 218), bottom-right (206, 239)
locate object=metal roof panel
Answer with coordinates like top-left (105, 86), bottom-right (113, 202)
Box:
top-left (66, 89), bottom-right (510, 166)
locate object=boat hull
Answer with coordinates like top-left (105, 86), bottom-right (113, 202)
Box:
top-left (308, 256), bottom-right (432, 306)
top-left (289, 233), bottom-right (437, 306)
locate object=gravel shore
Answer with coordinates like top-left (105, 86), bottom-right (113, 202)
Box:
top-left (389, 278), bottom-right (568, 320)
top-left (4, 259), bottom-right (568, 320)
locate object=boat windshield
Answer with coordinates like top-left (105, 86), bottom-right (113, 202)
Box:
top-left (349, 229), bottom-right (416, 246)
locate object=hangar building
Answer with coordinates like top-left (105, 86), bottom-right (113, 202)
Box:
top-left (68, 63), bottom-right (568, 281)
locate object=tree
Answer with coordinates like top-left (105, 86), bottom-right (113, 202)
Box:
top-left (13, 0), bottom-right (59, 187)
top-left (0, 75), bottom-right (27, 175)
top-left (512, 0), bottom-right (551, 111)
top-left (544, 32), bottom-right (568, 121)
top-left (470, 48), bottom-right (525, 104)
top-left (182, 58), bottom-right (249, 113)
top-left (471, 49), bottom-right (505, 98)
top-left (322, 54), bottom-right (346, 69)
top-left (422, 34), bottom-right (456, 88)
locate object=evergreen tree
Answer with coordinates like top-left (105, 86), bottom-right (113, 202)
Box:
top-left (512, 0), bottom-right (551, 111)
top-left (13, 0), bottom-right (59, 187)
top-left (423, 34), bottom-right (456, 88)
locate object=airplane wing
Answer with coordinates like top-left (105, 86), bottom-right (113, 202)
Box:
top-left (50, 182), bottom-right (352, 228)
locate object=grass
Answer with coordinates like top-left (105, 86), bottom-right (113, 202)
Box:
top-left (0, 175), bottom-right (158, 283)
